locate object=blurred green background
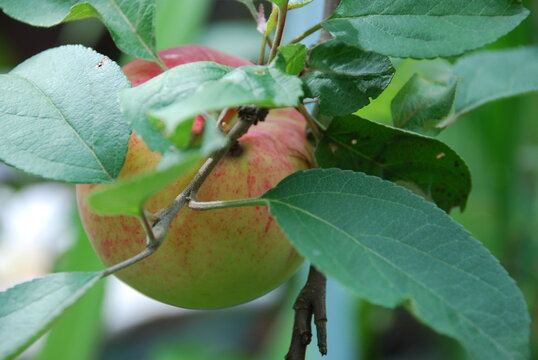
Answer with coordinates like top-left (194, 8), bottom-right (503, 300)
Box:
top-left (0, 0), bottom-right (537, 359)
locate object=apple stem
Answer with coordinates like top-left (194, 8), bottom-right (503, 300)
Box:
top-left (285, 266), bottom-right (328, 360)
top-left (268, 0), bottom-right (290, 63)
top-left (99, 106), bottom-right (268, 278)
top-left (189, 196), bottom-right (266, 211)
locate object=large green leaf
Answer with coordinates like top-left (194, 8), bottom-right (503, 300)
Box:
top-left (322, 0), bottom-right (529, 59)
top-left (0, 0), bottom-right (160, 62)
top-left (0, 45), bottom-right (130, 183)
top-left (87, 151), bottom-right (201, 215)
top-left (35, 217), bottom-right (106, 360)
top-left (0, 272), bottom-right (102, 360)
top-left (262, 169), bottom-right (530, 360)
top-left (303, 40), bottom-right (394, 116)
top-left (150, 65), bottom-right (303, 135)
top-left (315, 115), bottom-right (471, 212)
top-left (392, 73), bottom-right (457, 136)
top-left (120, 61), bottom-right (230, 153)
top-left (439, 46), bottom-right (538, 127)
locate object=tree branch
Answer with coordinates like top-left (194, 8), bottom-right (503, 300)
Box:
top-left (285, 266), bottom-right (327, 360)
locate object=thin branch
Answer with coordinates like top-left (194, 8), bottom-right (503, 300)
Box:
top-left (100, 106), bottom-right (269, 277)
top-left (285, 266), bottom-right (328, 360)
top-left (296, 104), bottom-right (321, 141)
top-left (268, 0), bottom-right (290, 63)
top-left (289, 23), bottom-right (323, 44)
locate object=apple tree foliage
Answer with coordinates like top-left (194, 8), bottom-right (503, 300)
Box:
top-left (0, 0), bottom-right (537, 359)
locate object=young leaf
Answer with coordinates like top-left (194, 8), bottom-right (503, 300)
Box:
top-left (268, 0), bottom-right (314, 9)
top-left (315, 115), bottom-right (471, 212)
top-left (392, 73), bottom-right (457, 136)
top-left (0, 45), bottom-right (130, 183)
top-left (303, 40), bottom-right (394, 116)
top-left (263, 169), bottom-right (530, 360)
top-left (150, 65), bottom-right (303, 135)
top-left (87, 151), bottom-right (201, 216)
top-left (439, 45), bottom-right (538, 128)
top-left (322, 0), bottom-right (529, 59)
top-left (120, 61), bottom-right (230, 153)
top-left (271, 43), bottom-right (307, 75)
top-left (0, 272), bottom-right (102, 360)
top-left (0, 0), bottom-right (161, 63)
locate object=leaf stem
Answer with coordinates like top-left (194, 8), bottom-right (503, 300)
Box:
top-left (288, 23), bottom-right (323, 44)
top-left (296, 104), bottom-right (322, 140)
top-left (268, 0), bottom-right (290, 63)
top-left (189, 197), bottom-right (267, 211)
top-left (100, 106), bottom-right (269, 277)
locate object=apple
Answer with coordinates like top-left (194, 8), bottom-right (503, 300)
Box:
top-left (76, 45), bottom-right (313, 309)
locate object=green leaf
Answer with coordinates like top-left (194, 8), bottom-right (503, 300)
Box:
top-left (303, 40), bottom-right (394, 116)
top-left (0, 45), bottom-right (130, 183)
top-left (87, 151), bottom-right (201, 215)
top-left (271, 43), bottom-right (307, 75)
top-left (263, 168), bottom-right (530, 360)
top-left (440, 45), bottom-right (538, 127)
top-left (0, 272), bottom-right (102, 360)
top-left (288, 0), bottom-right (315, 9)
top-left (322, 0), bottom-right (529, 59)
top-left (0, 0), bottom-right (161, 62)
top-left (315, 115), bottom-right (471, 212)
top-left (35, 217), bottom-right (106, 360)
top-left (150, 65), bottom-right (303, 135)
top-left (392, 73), bottom-right (457, 136)
top-left (120, 61), bottom-right (230, 153)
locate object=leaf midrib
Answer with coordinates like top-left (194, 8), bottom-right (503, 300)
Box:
top-left (268, 195), bottom-right (517, 358)
top-left (11, 73), bottom-right (113, 180)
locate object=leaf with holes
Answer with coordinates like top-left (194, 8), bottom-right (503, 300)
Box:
top-left (315, 115), bottom-right (471, 212)
top-left (0, 45), bottom-right (130, 183)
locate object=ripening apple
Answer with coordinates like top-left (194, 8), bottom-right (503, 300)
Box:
top-left (76, 45), bottom-right (313, 309)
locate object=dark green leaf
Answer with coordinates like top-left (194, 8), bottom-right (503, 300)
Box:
top-left (315, 115), bottom-right (471, 212)
top-left (263, 168), bottom-right (530, 360)
top-left (87, 151), bottom-right (201, 215)
top-left (303, 40), bottom-right (394, 116)
top-left (120, 61), bottom-right (230, 153)
top-left (150, 65), bottom-right (303, 135)
top-left (0, 272), bottom-right (102, 360)
top-left (439, 45), bottom-right (538, 127)
top-left (271, 43), bottom-right (307, 75)
top-left (322, 0), bottom-right (529, 59)
top-left (0, 45), bottom-right (130, 183)
top-left (0, 0), bottom-right (160, 62)
top-left (392, 73), bottom-right (457, 136)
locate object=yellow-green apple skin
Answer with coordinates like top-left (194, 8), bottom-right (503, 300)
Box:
top-left (76, 45), bottom-right (312, 309)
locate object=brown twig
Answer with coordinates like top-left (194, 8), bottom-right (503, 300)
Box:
top-left (285, 266), bottom-right (327, 359)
